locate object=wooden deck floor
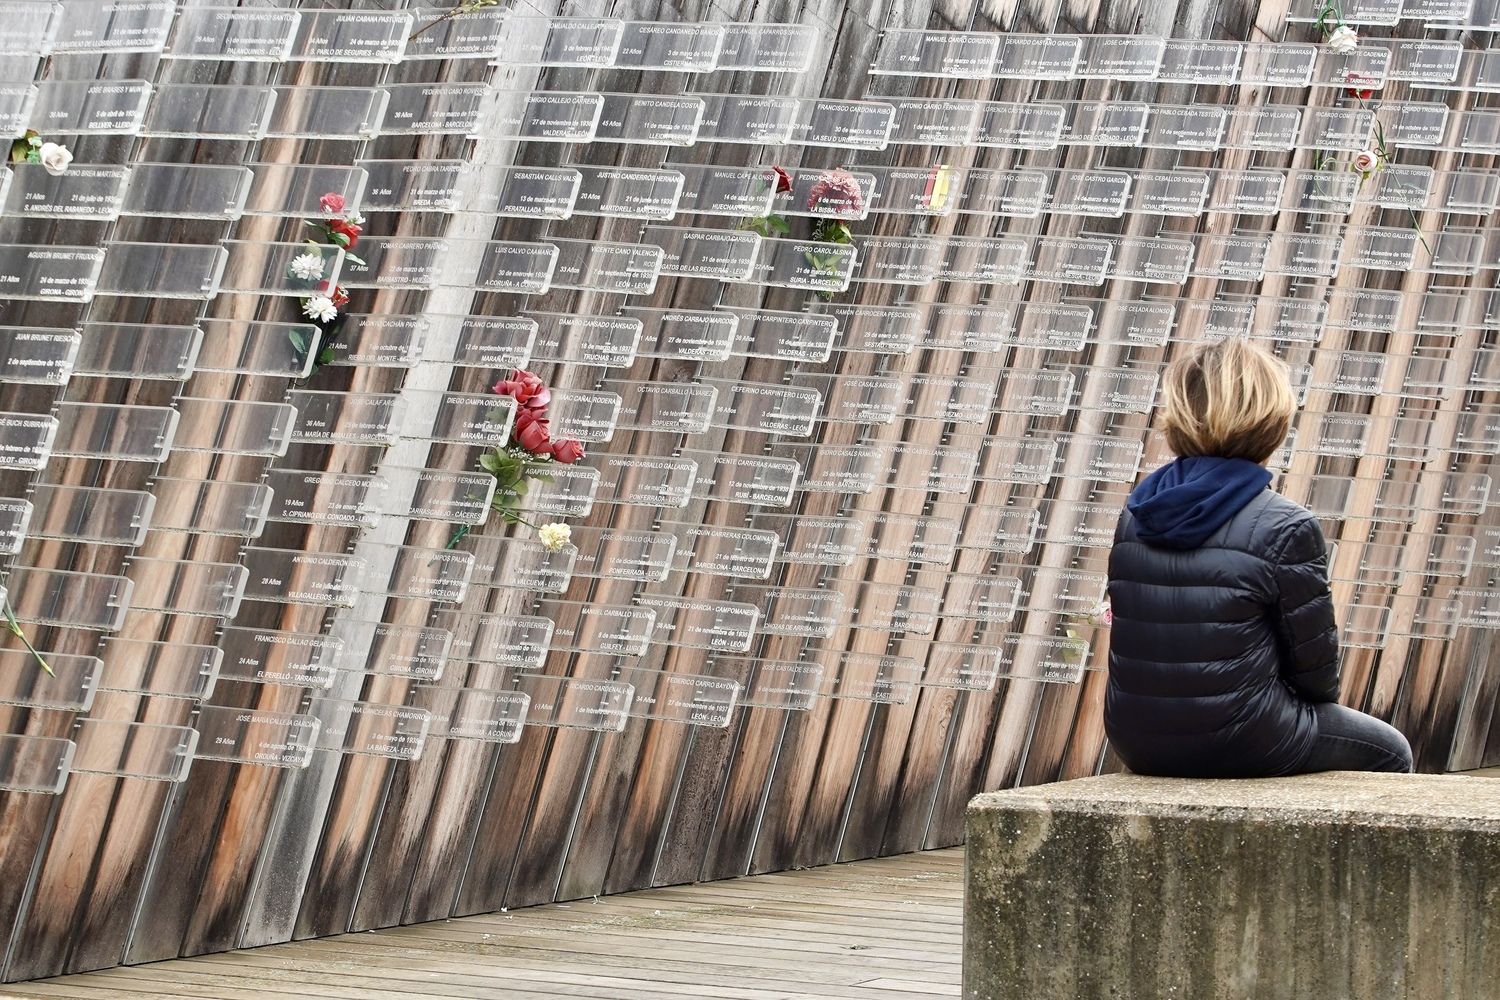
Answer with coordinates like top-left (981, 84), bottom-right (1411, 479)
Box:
top-left (3, 849), bottom-right (964, 1000)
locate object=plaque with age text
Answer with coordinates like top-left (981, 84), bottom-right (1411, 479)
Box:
top-left (674, 525), bottom-right (779, 579)
top-left (380, 83), bottom-right (488, 135)
top-left (614, 20), bottom-right (722, 70)
top-left (529, 311), bottom-right (642, 367)
top-left (595, 93), bottom-right (703, 146)
top-left (474, 240), bottom-right (559, 293)
top-left (4, 163), bottom-right (125, 220)
top-left (193, 708), bottom-right (320, 768)
top-left (420, 689), bottom-right (529, 745)
top-left (499, 16), bottom-right (622, 67)
top-left (0, 244), bottom-right (104, 302)
top-left (164, 7), bottom-right (299, 61)
top-left (357, 624), bottom-right (453, 681)
top-left (793, 98), bottom-right (895, 149)
top-left (865, 513), bottom-right (959, 565)
top-left (571, 165), bottom-right (683, 219)
top-left (536, 601), bottom-right (655, 657)
top-left (481, 91), bottom-right (603, 142)
top-left (0, 2), bottom-right (59, 56)
top-left (716, 23), bottom-right (816, 72)
top-left (308, 698), bottom-right (430, 761)
top-left (289, 9), bottom-right (410, 63)
top-left (1157, 39), bottom-right (1242, 84)
top-left (509, 675), bottom-right (633, 732)
top-left (997, 634), bottom-right (1090, 684)
top-left (31, 78), bottom-right (150, 133)
top-left (889, 98), bottom-right (981, 146)
top-left (434, 611), bottom-right (552, 671)
top-left (694, 93), bottom-right (800, 143)
top-left (702, 379), bottom-right (823, 436)
top-left (617, 670), bottom-right (739, 728)
top-left (608, 380), bottom-right (717, 434)
top-left (829, 653), bottom-right (922, 704)
top-left (452, 316), bottom-right (536, 370)
top-left (0, 412), bottom-right (58, 471)
top-left (548, 238), bottom-right (663, 294)
top-left (973, 102), bottom-right (1065, 150)
top-left (52, 0), bottom-right (172, 52)
top-left (685, 452), bottom-right (799, 507)
top-left (921, 643), bottom-right (1001, 691)
top-left (634, 594), bottom-right (759, 652)
top-left (240, 548), bottom-right (364, 608)
top-left (872, 28), bottom-right (998, 78)
top-left (713, 657), bottom-right (822, 710)
top-left (627, 307), bottom-right (737, 362)
top-left (849, 582), bottom-right (940, 635)
top-left (736, 585), bottom-right (845, 638)
top-left (642, 227), bottom-right (760, 282)
top-left (592, 453), bottom-right (700, 508)
top-left (721, 307), bottom-right (837, 362)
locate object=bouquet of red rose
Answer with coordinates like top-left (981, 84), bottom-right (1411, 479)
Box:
top-left (448, 370), bottom-right (586, 550)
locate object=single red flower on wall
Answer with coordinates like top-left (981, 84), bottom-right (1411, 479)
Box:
top-left (772, 166), bottom-right (793, 193)
top-left (320, 192), bottom-right (346, 214)
top-left (1346, 86), bottom-right (1374, 100)
top-left (493, 369), bottom-right (551, 410)
top-left (549, 438), bottom-right (585, 464)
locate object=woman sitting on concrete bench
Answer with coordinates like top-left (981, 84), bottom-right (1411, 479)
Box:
top-left (1105, 339), bottom-right (1413, 778)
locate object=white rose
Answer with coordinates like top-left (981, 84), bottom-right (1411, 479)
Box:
top-left (302, 295), bottom-right (338, 324)
top-left (1353, 148), bottom-right (1379, 173)
top-left (537, 522), bottom-right (571, 552)
top-left (38, 142), bottom-right (72, 176)
top-left (1325, 25), bottom-right (1359, 54)
top-left (289, 252), bottom-right (325, 281)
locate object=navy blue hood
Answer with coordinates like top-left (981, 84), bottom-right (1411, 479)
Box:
top-left (1126, 456), bottom-right (1272, 550)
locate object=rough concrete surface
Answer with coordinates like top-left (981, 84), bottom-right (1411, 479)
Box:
top-left (965, 774), bottom-right (1500, 1000)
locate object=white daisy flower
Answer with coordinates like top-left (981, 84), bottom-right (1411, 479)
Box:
top-left (289, 252), bottom-right (325, 281)
top-left (302, 295), bottom-right (339, 324)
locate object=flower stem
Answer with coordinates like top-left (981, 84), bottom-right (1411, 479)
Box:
top-left (4, 600), bottom-right (52, 676)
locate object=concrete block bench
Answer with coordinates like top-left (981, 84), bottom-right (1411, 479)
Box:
top-left (965, 773), bottom-right (1499, 1000)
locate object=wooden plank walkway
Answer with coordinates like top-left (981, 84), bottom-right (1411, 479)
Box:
top-left (2, 849), bottom-right (964, 1000)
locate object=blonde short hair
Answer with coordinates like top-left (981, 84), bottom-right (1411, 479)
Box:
top-left (1160, 339), bottom-right (1296, 463)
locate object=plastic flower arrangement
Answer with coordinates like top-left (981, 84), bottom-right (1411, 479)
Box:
top-left (447, 369), bottom-right (586, 550)
top-left (286, 192), bottom-right (365, 373)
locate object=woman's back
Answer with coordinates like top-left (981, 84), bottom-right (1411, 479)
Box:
top-left (1106, 484), bottom-right (1336, 777)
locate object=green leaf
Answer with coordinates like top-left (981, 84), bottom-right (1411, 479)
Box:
top-left (329, 231), bottom-right (351, 248)
top-left (512, 479), bottom-right (529, 495)
top-left (342, 252), bottom-right (366, 268)
top-left (478, 452), bottom-right (504, 474)
top-left (288, 329), bottom-right (308, 353)
top-left (316, 347), bottom-right (335, 366)
top-left (768, 214), bottom-right (791, 235)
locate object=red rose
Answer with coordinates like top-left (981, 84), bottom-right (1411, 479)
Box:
top-left (328, 218), bottom-right (362, 248)
top-left (549, 438), bottom-right (585, 464)
top-left (772, 166), bottom-right (792, 194)
top-left (1346, 87), bottom-right (1374, 100)
top-left (513, 415), bottom-right (551, 453)
top-left (320, 192), bottom-right (346, 214)
top-left (315, 281), bottom-right (349, 308)
top-left (493, 369), bottom-right (550, 411)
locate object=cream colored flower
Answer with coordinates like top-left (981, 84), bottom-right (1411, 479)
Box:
top-left (1353, 148), bottom-right (1379, 173)
top-left (302, 295), bottom-right (338, 324)
top-left (1325, 25), bottom-right (1359, 54)
top-left (289, 252), bottom-right (325, 281)
top-left (38, 142), bottom-right (72, 175)
top-left (537, 522), bottom-right (571, 551)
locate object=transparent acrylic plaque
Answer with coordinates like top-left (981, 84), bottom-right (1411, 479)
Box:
top-left (593, 454), bottom-right (698, 508)
top-left (52, 0), bottom-right (172, 52)
top-left (963, 505), bottom-right (1042, 555)
top-left (1142, 106), bottom-right (1227, 151)
top-left (723, 307), bottom-right (837, 363)
top-left (1381, 102), bottom-right (1449, 148)
top-left (0, 650), bottom-right (98, 711)
top-left (69, 720), bottom-right (196, 782)
top-left (1057, 102), bottom-right (1149, 147)
top-left (358, 158), bottom-right (461, 213)
top-left (241, 547), bottom-right (364, 608)
top-left (95, 242), bottom-right (226, 300)
top-left (52, 402), bottom-right (176, 462)
top-left (0, 733), bottom-right (73, 794)
top-left (127, 558), bottom-right (247, 619)
top-left (0, 244), bottom-right (103, 301)
top-left (943, 574), bottom-right (1024, 623)
top-left (164, 7), bottom-right (299, 61)
top-left (642, 227), bottom-right (759, 281)
top-left (121, 163), bottom-right (252, 220)
top-left (0, 83), bottom-right (36, 138)
top-left (0, 497), bottom-right (29, 554)
top-left (421, 688), bottom-right (529, 744)
top-left (509, 675), bottom-right (632, 733)
top-left (1287, 0), bottom-right (1400, 24)
top-left (5, 567), bottom-right (131, 632)
top-left (380, 83), bottom-right (487, 135)
top-left (3, 163), bottom-right (124, 221)
top-left (473, 241), bottom-right (559, 294)
top-left (148, 478), bottom-right (270, 539)
top-left (824, 303), bottom-right (918, 355)
top-left (1024, 235), bottom-right (1112, 285)
top-left (848, 583), bottom-right (938, 635)
top-left (570, 165), bottom-right (682, 220)
top-left (0, 327), bottom-right (77, 385)
top-left (787, 167), bottom-right (877, 221)
top-left (849, 236), bottom-right (943, 285)
top-left (993, 33), bottom-right (1080, 78)
top-left (564, 526), bottom-right (675, 583)
top-left (746, 237), bottom-right (856, 292)
top-left (863, 164), bottom-right (962, 216)
top-left (716, 23), bottom-right (816, 72)
top-left (1075, 34), bottom-right (1164, 79)
top-left (1157, 39), bottom-right (1242, 83)
top-left (1105, 235), bottom-right (1195, 285)
top-left (451, 316), bottom-right (536, 370)
top-left (973, 102), bottom-right (1064, 150)
top-left (889, 98), bottom-right (981, 146)
top-left (400, 391), bottom-right (514, 448)
top-left (628, 307), bottom-right (736, 362)
top-left (921, 643), bottom-right (1000, 691)
top-left (736, 585), bottom-right (844, 638)
top-left (307, 698), bottom-right (430, 761)
top-left (1223, 107), bottom-right (1302, 151)
top-left (538, 601), bottom-right (655, 657)
top-left (634, 594), bottom-right (759, 652)
top-left (288, 391), bottom-right (405, 446)
top-left (287, 9), bottom-right (410, 61)
top-left (702, 379), bottom-right (822, 436)
top-left (545, 388), bottom-right (621, 443)
top-left (479, 91), bottom-right (603, 142)
top-left (265, 86), bottom-right (387, 140)
top-left (1060, 434), bottom-right (1140, 484)
top-left (780, 442), bottom-right (881, 494)
top-left (872, 28), bottom-right (998, 78)
top-left (192, 707), bottom-right (319, 768)
top-left (404, 5), bottom-right (505, 59)
top-left (435, 611), bottom-right (551, 670)
top-left (528, 465), bottom-right (600, 518)
top-left (0, 2), bottom-right (60, 56)
top-left (683, 453), bottom-right (796, 508)
top-left (337, 237), bottom-right (443, 291)
top-left (1094, 300), bottom-right (1173, 346)
top-left (30, 79), bottom-right (150, 133)
top-left (1191, 234), bottom-right (1269, 281)
top-left (362, 545), bottom-right (474, 604)
top-left (670, 164), bottom-right (777, 217)
top-left (610, 380), bottom-right (717, 435)
top-left (694, 93), bottom-right (800, 144)
top-left (0, 411), bottom-right (56, 471)
top-left (595, 93), bottom-right (703, 146)
top-left (71, 323), bottom-right (200, 381)
top-left (140, 84), bottom-right (275, 140)
top-left (498, 16), bottom-right (622, 67)
top-left (355, 624), bottom-right (452, 681)
top-left (267, 467), bottom-right (383, 528)
top-left (240, 163), bottom-right (366, 219)
top-left (996, 634), bottom-right (1089, 684)
top-left (1382, 39), bottom-right (1463, 83)
top-left (763, 515), bottom-right (864, 567)
top-left (463, 536), bottom-right (576, 594)
top-left (612, 20), bottom-right (722, 69)
top-left (404, 469), bottom-right (497, 525)
top-left (171, 398), bottom-right (294, 457)
top-left (713, 658), bottom-right (821, 711)
top-left (547, 238), bottom-right (663, 294)
top-left (1045, 168), bottom-right (1131, 217)
top-left (617, 670), bottom-right (739, 727)
top-left (673, 525), bottom-right (778, 579)
top-left (865, 512), bottom-right (959, 564)
top-left (28, 484), bottom-right (150, 546)
top-left (793, 98), bottom-right (894, 149)
top-left (955, 169), bottom-right (1048, 218)
top-left (790, 374), bottom-right (899, 424)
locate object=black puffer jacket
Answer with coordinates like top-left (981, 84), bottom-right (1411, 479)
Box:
top-left (1106, 489), bottom-right (1341, 778)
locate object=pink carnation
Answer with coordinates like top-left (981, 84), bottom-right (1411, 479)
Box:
top-left (320, 192), bottom-right (346, 214)
top-left (806, 168), bottom-right (865, 215)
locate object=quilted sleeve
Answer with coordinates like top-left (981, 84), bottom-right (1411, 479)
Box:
top-left (1269, 516), bottom-right (1341, 703)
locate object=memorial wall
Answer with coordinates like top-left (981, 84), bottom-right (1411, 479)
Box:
top-left (1, 0), bottom-right (1498, 980)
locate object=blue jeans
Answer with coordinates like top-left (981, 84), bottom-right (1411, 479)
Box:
top-left (1296, 703), bottom-right (1413, 774)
